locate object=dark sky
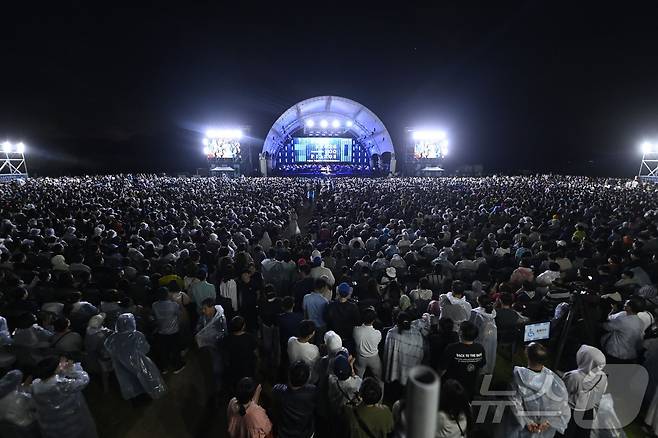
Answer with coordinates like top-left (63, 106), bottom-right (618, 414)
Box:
top-left (2, 3), bottom-right (658, 176)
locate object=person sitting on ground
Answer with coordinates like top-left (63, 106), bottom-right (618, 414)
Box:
top-left (50, 317), bottom-right (83, 357)
top-left (601, 297), bottom-right (645, 363)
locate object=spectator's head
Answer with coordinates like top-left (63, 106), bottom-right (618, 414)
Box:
top-left (477, 295), bottom-right (494, 314)
top-left (419, 277), bottom-right (430, 290)
top-left (235, 377), bottom-right (258, 416)
top-left (336, 282), bottom-right (352, 299)
top-left (289, 360), bottom-right (310, 387)
top-left (34, 357), bottom-right (62, 380)
top-left (324, 330), bottom-right (343, 355)
top-left (157, 286), bottom-right (170, 301)
top-left (451, 280), bottom-right (465, 297)
top-left (229, 315), bottom-right (246, 333)
top-left (333, 352), bottom-right (352, 381)
top-left (201, 298), bottom-right (216, 317)
top-left (396, 312), bottom-right (412, 332)
top-left (500, 292), bottom-right (514, 308)
top-left (359, 377), bottom-right (383, 405)
top-left (526, 342), bottom-right (548, 369)
top-left (197, 269), bottom-right (208, 281)
top-left (53, 317), bottom-right (71, 333)
top-left (297, 319), bottom-right (316, 342)
top-left (624, 297), bottom-right (644, 315)
top-left (438, 317), bottom-right (454, 333)
top-left (282, 296), bottom-right (295, 312)
top-left (459, 321), bottom-right (479, 343)
top-left (314, 277), bottom-right (329, 293)
top-left (439, 379), bottom-right (471, 427)
top-left (549, 262), bottom-right (560, 272)
top-left (361, 307), bottom-right (377, 326)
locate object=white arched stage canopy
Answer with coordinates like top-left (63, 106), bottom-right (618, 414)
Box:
top-left (261, 96), bottom-right (395, 158)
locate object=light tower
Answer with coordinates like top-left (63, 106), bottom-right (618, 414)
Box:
top-left (0, 141), bottom-right (28, 181)
top-left (639, 141), bottom-right (658, 181)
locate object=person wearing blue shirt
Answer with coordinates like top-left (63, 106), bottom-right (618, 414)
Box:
top-left (303, 278), bottom-right (330, 341)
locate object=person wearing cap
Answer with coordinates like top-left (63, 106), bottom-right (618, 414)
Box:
top-left (327, 352), bottom-right (362, 415)
top-left (310, 255), bottom-right (335, 287)
top-left (325, 282), bottom-right (361, 352)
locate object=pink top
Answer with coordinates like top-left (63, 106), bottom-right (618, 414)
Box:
top-left (227, 398), bottom-right (273, 438)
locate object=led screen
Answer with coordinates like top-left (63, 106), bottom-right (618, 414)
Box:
top-left (293, 137), bottom-right (353, 162)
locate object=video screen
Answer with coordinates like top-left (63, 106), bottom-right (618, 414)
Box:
top-left (206, 139), bottom-right (240, 159)
top-left (293, 137), bottom-right (353, 162)
top-left (414, 141), bottom-right (447, 159)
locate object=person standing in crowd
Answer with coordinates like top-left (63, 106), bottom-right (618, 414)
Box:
top-left (30, 357), bottom-right (98, 438)
top-left (345, 376), bottom-right (394, 438)
top-left (303, 278), bottom-right (330, 342)
top-left (438, 321), bottom-right (486, 400)
top-left (223, 316), bottom-right (258, 392)
top-left (151, 287), bottom-right (185, 374)
top-left (237, 268), bottom-right (259, 332)
top-left (353, 307), bottom-right (382, 378)
top-left (287, 320), bottom-right (320, 382)
top-left (0, 370), bottom-right (40, 438)
top-left (272, 360), bottom-right (318, 438)
top-left (505, 343), bottom-right (570, 438)
top-left (104, 313), bottom-right (167, 400)
top-left (325, 282), bottom-right (361, 352)
top-left (470, 295), bottom-right (498, 375)
top-left (196, 298), bottom-right (228, 397)
top-left (439, 281), bottom-right (472, 332)
top-left (327, 352), bottom-right (362, 414)
top-left (277, 296), bottom-right (304, 365)
top-left (189, 269), bottom-right (216, 315)
top-left (384, 312), bottom-right (426, 387)
top-left (227, 377), bottom-right (272, 438)
top-left (601, 297), bottom-right (645, 363)
top-left (436, 379), bottom-right (472, 438)
top-left (562, 345), bottom-right (608, 438)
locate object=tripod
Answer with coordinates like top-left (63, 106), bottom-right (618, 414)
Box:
top-left (553, 293), bottom-right (598, 371)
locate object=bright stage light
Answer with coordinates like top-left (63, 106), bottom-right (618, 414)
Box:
top-left (205, 129), bottom-right (242, 139)
top-left (306, 119), bottom-right (315, 128)
top-left (2, 142), bottom-right (11, 153)
top-left (320, 119), bottom-right (328, 128)
top-left (332, 120), bottom-right (340, 128)
top-left (202, 138), bottom-right (209, 146)
top-left (412, 130), bottom-right (447, 141)
top-left (346, 120), bottom-right (353, 127)
top-left (642, 141), bottom-right (653, 154)
top-left (203, 146), bottom-right (210, 155)
top-left (15, 142), bottom-right (25, 153)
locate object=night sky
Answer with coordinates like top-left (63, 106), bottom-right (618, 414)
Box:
top-left (1, 4), bottom-right (658, 176)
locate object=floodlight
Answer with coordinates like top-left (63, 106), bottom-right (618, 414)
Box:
top-left (412, 130), bottom-right (447, 141)
top-left (15, 142), bottom-right (25, 154)
top-left (332, 120), bottom-right (340, 128)
top-left (306, 119), bottom-right (315, 128)
top-left (202, 138), bottom-right (209, 146)
top-left (320, 119), bottom-right (328, 128)
top-left (2, 142), bottom-right (11, 153)
top-left (203, 146), bottom-right (210, 155)
top-left (642, 141), bottom-right (653, 154)
top-left (346, 120), bottom-right (353, 127)
top-left (205, 129), bottom-right (242, 139)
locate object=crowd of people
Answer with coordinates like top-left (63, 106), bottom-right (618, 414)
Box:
top-left (0, 174), bottom-right (657, 438)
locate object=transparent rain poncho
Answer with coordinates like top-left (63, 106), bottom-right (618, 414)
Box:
top-left (104, 313), bottom-right (166, 400)
top-left (30, 363), bottom-right (98, 438)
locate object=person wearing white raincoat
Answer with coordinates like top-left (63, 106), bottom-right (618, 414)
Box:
top-left (30, 357), bottom-right (98, 438)
top-left (470, 295), bottom-right (498, 375)
top-left (104, 313), bottom-right (167, 400)
top-left (562, 345), bottom-right (626, 438)
top-left (0, 369), bottom-right (39, 438)
top-left (502, 342), bottom-right (571, 438)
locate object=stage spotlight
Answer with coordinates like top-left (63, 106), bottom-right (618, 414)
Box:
top-left (346, 120), bottom-right (353, 127)
top-left (2, 142), bottom-right (11, 153)
top-left (15, 142), bottom-right (25, 154)
top-left (205, 129), bottom-right (243, 139)
top-left (202, 138), bottom-right (209, 146)
top-left (412, 130), bottom-right (447, 141)
top-left (332, 119), bottom-right (340, 128)
top-left (203, 146), bottom-right (210, 155)
top-left (306, 119), bottom-right (315, 128)
top-left (320, 119), bottom-right (328, 128)
top-left (642, 141), bottom-right (653, 154)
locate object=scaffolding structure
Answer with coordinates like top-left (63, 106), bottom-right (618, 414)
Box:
top-left (0, 145), bottom-right (28, 181)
